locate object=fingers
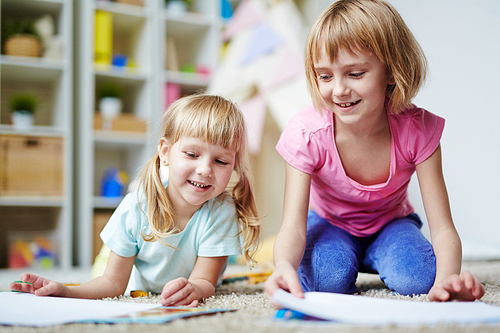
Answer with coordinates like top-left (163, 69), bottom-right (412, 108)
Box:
top-left (430, 272), bottom-right (485, 302)
top-left (10, 281), bottom-right (34, 294)
top-left (461, 271), bottom-right (485, 300)
top-left (286, 275), bottom-right (304, 299)
top-left (161, 278), bottom-right (198, 306)
top-left (264, 270), bottom-right (304, 308)
top-left (10, 273), bottom-right (44, 294)
top-left (428, 285), bottom-right (450, 302)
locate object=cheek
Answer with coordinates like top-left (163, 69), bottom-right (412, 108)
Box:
top-left (317, 83), bottom-right (331, 99)
top-left (219, 169), bottom-right (234, 187)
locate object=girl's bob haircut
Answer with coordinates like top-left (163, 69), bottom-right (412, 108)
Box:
top-left (305, 0), bottom-right (427, 114)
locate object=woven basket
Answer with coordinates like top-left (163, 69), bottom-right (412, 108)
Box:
top-left (4, 35), bottom-right (42, 57)
top-left (116, 0), bottom-right (143, 6)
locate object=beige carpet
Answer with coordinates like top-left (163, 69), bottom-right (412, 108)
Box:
top-left (1, 261), bottom-right (500, 332)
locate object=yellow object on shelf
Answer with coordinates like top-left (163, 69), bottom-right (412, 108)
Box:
top-left (95, 10), bottom-right (112, 65)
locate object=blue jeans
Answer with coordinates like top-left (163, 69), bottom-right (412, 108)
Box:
top-left (298, 210), bottom-right (436, 296)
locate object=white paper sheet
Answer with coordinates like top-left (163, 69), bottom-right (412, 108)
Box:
top-left (271, 289), bottom-right (500, 326)
top-left (0, 292), bottom-right (158, 327)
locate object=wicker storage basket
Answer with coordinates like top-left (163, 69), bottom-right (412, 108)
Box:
top-left (116, 0), bottom-right (143, 6)
top-left (0, 134), bottom-right (63, 196)
top-left (4, 35), bottom-right (42, 57)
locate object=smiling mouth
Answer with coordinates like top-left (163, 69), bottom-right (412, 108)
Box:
top-left (336, 100), bottom-right (360, 107)
top-left (188, 180), bottom-right (210, 188)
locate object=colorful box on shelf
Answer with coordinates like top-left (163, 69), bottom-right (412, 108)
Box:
top-left (8, 231), bottom-right (57, 269)
top-left (0, 134), bottom-right (63, 196)
top-left (94, 113), bottom-right (147, 132)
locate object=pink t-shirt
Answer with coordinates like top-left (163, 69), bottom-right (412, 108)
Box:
top-left (276, 104), bottom-right (445, 237)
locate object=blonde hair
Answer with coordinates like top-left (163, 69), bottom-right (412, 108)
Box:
top-left (137, 94), bottom-right (260, 267)
top-left (305, 0), bottom-right (427, 114)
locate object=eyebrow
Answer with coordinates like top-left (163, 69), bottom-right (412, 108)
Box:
top-left (314, 61), bottom-right (371, 72)
top-left (180, 142), bottom-right (235, 158)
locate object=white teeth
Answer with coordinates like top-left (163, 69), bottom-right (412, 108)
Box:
top-left (189, 180), bottom-right (209, 188)
top-left (340, 102), bottom-right (354, 107)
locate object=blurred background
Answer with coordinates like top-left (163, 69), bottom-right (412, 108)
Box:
top-left (0, 0), bottom-right (498, 273)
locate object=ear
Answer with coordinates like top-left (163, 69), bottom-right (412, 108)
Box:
top-left (387, 71), bottom-right (396, 85)
top-left (158, 137), bottom-right (170, 166)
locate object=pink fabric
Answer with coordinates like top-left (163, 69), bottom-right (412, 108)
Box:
top-left (276, 104), bottom-right (445, 236)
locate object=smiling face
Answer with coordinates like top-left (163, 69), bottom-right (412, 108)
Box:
top-left (159, 136), bottom-right (236, 216)
top-left (314, 47), bottom-right (394, 128)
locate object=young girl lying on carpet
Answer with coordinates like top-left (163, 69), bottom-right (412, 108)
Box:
top-left (265, 0), bottom-right (484, 302)
top-left (11, 94), bottom-right (260, 307)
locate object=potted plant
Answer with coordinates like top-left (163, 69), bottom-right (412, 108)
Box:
top-left (10, 93), bottom-right (37, 130)
top-left (165, 0), bottom-right (193, 14)
top-left (2, 18), bottom-right (42, 57)
top-left (98, 82), bottom-right (123, 130)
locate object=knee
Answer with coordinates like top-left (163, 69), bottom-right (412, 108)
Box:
top-left (319, 266), bottom-right (358, 294)
top-left (382, 259), bottom-right (436, 296)
top-left (299, 260), bottom-right (358, 294)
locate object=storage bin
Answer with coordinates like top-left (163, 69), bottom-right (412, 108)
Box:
top-left (4, 35), bottom-right (42, 58)
top-left (0, 134), bottom-right (64, 196)
top-left (93, 210), bottom-right (114, 260)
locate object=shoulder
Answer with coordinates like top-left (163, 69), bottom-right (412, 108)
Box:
top-left (277, 104), bottom-right (333, 173)
top-left (286, 104), bottom-right (332, 134)
top-left (390, 105), bottom-right (445, 164)
top-left (203, 193), bottom-right (237, 221)
top-left (389, 105), bottom-right (445, 132)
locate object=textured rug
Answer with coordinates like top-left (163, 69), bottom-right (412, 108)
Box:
top-left (1, 261), bottom-right (500, 332)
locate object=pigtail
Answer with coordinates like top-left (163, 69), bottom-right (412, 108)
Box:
top-left (232, 157), bottom-right (260, 268)
top-left (138, 152), bottom-right (179, 248)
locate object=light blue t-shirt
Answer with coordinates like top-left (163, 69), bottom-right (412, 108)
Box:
top-left (100, 177), bottom-right (241, 294)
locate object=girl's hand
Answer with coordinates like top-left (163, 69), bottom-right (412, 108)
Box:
top-left (428, 271), bottom-right (485, 302)
top-left (10, 273), bottom-right (68, 297)
top-left (264, 262), bottom-right (304, 306)
top-left (161, 277), bottom-right (200, 307)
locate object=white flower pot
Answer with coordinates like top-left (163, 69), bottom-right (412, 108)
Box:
top-left (166, 1), bottom-right (188, 15)
top-left (12, 110), bottom-right (34, 131)
top-left (99, 97), bottom-right (122, 130)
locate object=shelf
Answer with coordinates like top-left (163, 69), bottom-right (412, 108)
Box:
top-left (164, 11), bottom-right (213, 31)
top-left (0, 0), bottom-right (73, 269)
top-left (94, 130), bottom-right (149, 148)
top-left (95, 1), bottom-right (148, 18)
top-left (93, 196), bottom-right (124, 209)
top-left (165, 70), bottom-right (210, 87)
top-left (94, 66), bottom-right (148, 83)
top-left (1, 0), bottom-right (64, 16)
top-left (0, 125), bottom-right (68, 136)
top-left (0, 196), bottom-right (65, 207)
top-left (75, 0), bottom-right (223, 268)
top-left (0, 56), bottom-right (64, 82)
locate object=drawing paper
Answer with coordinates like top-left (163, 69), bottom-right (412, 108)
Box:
top-left (272, 289), bottom-right (500, 325)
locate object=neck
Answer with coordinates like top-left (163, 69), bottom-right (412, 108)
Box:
top-left (334, 111), bottom-right (389, 140)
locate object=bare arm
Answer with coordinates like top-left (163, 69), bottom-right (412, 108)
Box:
top-left (11, 251), bottom-right (134, 299)
top-left (161, 256), bottom-right (227, 307)
top-left (416, 144), bottom-right (484, 301)
top-left (416, 144), bottom-right (461, 283)
top-left (264, 163), bottom-right (311, 300)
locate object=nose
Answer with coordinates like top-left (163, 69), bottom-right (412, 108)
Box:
top-left (332, 77), bottom-right (349, 98)
top-left (196, 161), bottom-right (212, 177)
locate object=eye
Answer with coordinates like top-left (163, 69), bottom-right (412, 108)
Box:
top-left (349, 72), bottom-right (365, 78)
top-left (215, 159), bottom-right (229, 165)
top-left (185, 152), bottom-right (198, 158)
top-left (318, 74), bottom-right (332, 81)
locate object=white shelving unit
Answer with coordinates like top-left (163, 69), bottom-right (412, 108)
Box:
top-left (0, 0), bottom-right (73, 269)
top-left (75, 0), bottom-right (222, 267)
